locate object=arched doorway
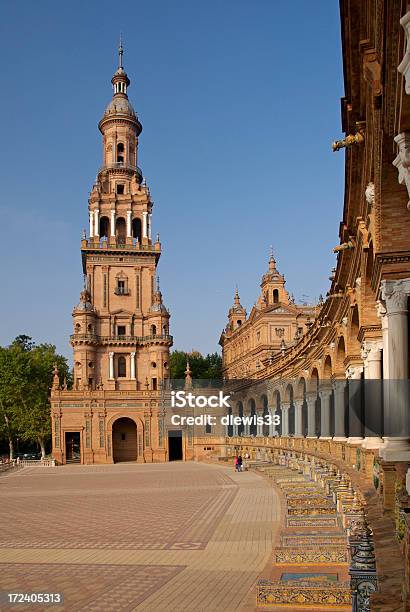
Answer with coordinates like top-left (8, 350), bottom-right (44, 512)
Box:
top-left (112, 417), bottom-right (137, 462)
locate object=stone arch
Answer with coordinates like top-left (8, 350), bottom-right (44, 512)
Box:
top-left (112, 417), bottom-right (137, 462)
top-left (99, 215), bottom-right (110, 238)
top-left (349, 305), bottom-right (360, 351)
top-left (308, 368), bottom-right (319, 394)
top-left (106, 413), bottom-right (143, 432)
top-left (132, 217), bottom-right (142, 242)
top-left (322, 354), bottom-right (333, 381)
top-left (106, 414), bottom-right (144, 464)
top-left (335, 335), bottom-right (346, 373)
top-left (115, 217), bottom-right (126, 244)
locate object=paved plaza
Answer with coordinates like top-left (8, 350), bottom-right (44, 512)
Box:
top-left (0, 462), bottom-right (280, 611)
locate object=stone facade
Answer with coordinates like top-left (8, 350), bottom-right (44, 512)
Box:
top-left (220, 251), bottom-right (317, 379)
top-left (51, 45), bottom-right (173, 465)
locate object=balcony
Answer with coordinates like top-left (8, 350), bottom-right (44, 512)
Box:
top-left (70, 333), bottom-right (173, 346)
top-left (114, 287), bottom-right (130, 296)
top-left (81, 238), bottom-right (161, 254)
top-left (98, 163), bottom-right (143, 183)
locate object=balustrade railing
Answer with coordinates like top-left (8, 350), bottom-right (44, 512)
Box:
top-left (82, 240), bottom-right (159, 251)
top-left (71, 333), bottom-right (173, 344)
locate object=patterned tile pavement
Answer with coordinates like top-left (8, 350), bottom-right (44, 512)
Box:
top-left (0, 462), bottom-right (281, 611)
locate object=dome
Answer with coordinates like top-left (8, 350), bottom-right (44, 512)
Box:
top-left (73, 289), bottom-right (95, 313)
top-left (149, 302), bottom-right (169, 314)
top-left (103, 94), bottom-right (136, 119)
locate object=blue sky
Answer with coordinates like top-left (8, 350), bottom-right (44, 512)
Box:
top-left (0, 0), bottom-right (344, 359)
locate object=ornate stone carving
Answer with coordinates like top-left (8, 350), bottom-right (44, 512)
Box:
top-left (393, 132), bottom-right (410, 210)
top-left (398, 10), bottom-right (410, 94)
top-left (380, 279), bottom-right (410, 314)
top-left (365, 182), bottom-right (375, 206)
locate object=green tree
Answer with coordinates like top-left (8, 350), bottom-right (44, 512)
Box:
top-left (169, 350), bottom-right (188, 379)
top-left (169, 350), bottom-right (222, 380)
top-left (0, 337), bottom-right (71, 459)
top-left (21, 344), bottom-right (71, 458)
top-left (0, 344), bottom-right (30, 459)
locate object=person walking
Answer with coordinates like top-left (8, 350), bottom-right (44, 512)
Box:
top-left (234, 455), bottom-right (239, 472)
top-left (237, 454), bottom-right (243, 472)
top-left (244, 451), bottom-right (250, 470)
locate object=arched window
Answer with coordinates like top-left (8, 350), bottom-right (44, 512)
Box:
top-left (236, 320), bottom-right (242, 327)
top-left (150, 324), bottom-right (157, 336)
top-left (273, 289), bottom-right (279, 303)
top-left (132, 218), bottom-right (142, 242)
top-left (117, 356), bottom-right (126, 378)
top-left (115, 217), bottom-right (126, 244)
top-left (117, 142), bottom-right (124, 164)
top-left (99, 216), bottom-right (110, 238)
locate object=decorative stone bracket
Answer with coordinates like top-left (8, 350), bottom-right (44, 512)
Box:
top-left (392, 132), bottom-right (410, 210)
top-left (398, 10), bottom-right (410, 94)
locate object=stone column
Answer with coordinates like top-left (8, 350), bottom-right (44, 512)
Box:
top-left (233, 417), bottom-right (239, 437)
top-left (346, 366), bottom-right (364, 444)
top-left (126, 210), bottom-right (132, 237)
top-left (382, 280), bottom-right (409, 378)
top-left (268, 408), bottom-right (277, 437)
top-left (361, 341), bottom-right (383, 449)
top-left (142, 211), bottom-right (148, 238)
top-left (281, 402), bottom-right (290, 436)
top-left (110, 209), bottom-right (116, 237)
top-left (130, 352), bottom-right (136, 380)
top-left (256, 413), bottom-right (263, 437)
top-left (377, 301), bottom-right (389, 378)
top-left (108, 351), bottom-right (114, 379)
top-left (148, 213), bottom-right (152, 240)
top-left (333, 379), bottom-right (347, 440)
top-left (380, 279), bottom-right (410, 460)
top-left (294, 399), bottom-right (303, 437)
top-left (243, 416), bottom-right (250, 437)
top-left (319, 388), bottom-right (332, 439)
top-left (306, 394), bottom-right (317, 438)
top-left (94, 209), bottom-right (99, 237)
top-left (89, 211), bottom-right (94, 238)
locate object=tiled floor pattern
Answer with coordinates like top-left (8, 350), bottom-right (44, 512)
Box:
top-left (0, 462), bottom-right (280, 611)
top-left (255, 465), bottom-right (351, 611)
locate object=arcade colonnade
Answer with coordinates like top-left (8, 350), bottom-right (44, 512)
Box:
top-left (227, 277), bottom-right (410, 460)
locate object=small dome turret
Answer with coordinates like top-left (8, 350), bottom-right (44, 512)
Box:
top-left (99, 38), bottom-right (142, 135)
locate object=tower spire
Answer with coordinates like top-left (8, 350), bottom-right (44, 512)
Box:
top-left (118, 33), bottom-right (123, 69)
top-left (268, 246), bottom-right (276, 273)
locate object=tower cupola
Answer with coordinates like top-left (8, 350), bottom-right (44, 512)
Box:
top-left (228, 286), bottom-right (247, 330)
top-left (260, 247), bottom-right (289, 306)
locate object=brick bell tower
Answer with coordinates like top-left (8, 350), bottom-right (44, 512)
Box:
top-left (51, 43), bottom-right (172, 465)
